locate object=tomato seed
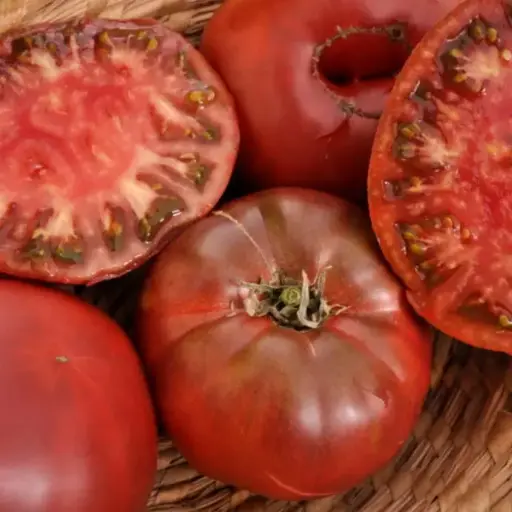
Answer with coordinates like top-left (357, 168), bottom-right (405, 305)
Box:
top-left (468, 19), bottom-right (486, 41)
top-left (487, 27), bottom-right (499, 43)
top-left (98, 31), bottom-right (112, 46)
top-left (147, 38), bottom-right (159, 51)
top-left (499, 314), bottom-right (512, 328)
top-left (460, 227), bottom-right (472, 240)
top-left (394, 142), bottom-right (416, 160)
top-left (201, 126), bottom-right (219, 141)
top-left (501, 48), bottom-right (512, 61)
top-left (398, 122), bottom-right (421, 139)
top-left (187, 87), bottom-right (216, 106)
top-left (408, 242), bottom-right (427, 256)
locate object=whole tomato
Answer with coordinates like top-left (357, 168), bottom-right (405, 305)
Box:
top-left (201, 0), bottom-right (462, 205)
top-left (138, 188), bottom-right (432, 500)
top-left (0, 279), bottom-right (157, 512)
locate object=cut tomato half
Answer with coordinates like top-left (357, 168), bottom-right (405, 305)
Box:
top-left (0, 18), bottom-right (239, 284)
top-left (369, 0), bottom-right (512, 353)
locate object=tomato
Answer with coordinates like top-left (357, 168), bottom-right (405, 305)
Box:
top-left (368, 0), bottom-right (512, 353)
top-left (138, 188), bottom-right (432, 500)
top-left (200, 0), bottom-right (462, 205)
top-left (0, 18), bottom-right (238, 284)
top-left (0, 279), bottom-right (157, 512)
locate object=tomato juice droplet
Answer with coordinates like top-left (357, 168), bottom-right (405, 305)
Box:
top-left (369, 0), bottom-right (512, 353)
top-left (0, 18), bottom-right (239, 284)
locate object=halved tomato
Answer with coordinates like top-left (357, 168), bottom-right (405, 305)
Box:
top-left (369, 0), bottom-right (512, 352)
top-left (0, 18), bottom-right (238, 284)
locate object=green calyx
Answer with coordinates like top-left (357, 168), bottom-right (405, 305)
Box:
top-left (241, 268), bottom-right (347, 331)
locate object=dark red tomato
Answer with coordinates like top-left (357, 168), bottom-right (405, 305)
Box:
top-left (0, 18), bottom-right (238, 284)
top-left (138, 188), bottom-right (432, 500)
top-left (0, 279), bottom-right (157, 511)
top-left (368, 0), bottom-right (512, 354)
top-left (200, 0), bottom-right (462, 205)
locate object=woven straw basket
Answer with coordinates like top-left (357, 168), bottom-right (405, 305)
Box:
top-left (3, 0), bottom-right (512, 510)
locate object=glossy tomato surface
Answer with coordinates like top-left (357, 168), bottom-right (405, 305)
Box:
top-left (0, 280), bottom-right (157, 511)
top-left (0, 18), bottom-right (238, 284)
top-left (368, 0), bottom-right (512, 353)
top-left (138, 188), bottom-right (432, 500)
top-left (201, 0), bottom-right (461, 204)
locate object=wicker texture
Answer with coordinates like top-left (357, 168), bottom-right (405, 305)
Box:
top-left (2, 0), bottom-right (512, 509)
top-left (0, 0), bottom-right (219, 44)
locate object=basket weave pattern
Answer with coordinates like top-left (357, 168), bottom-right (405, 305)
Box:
top-left (3, 0), bottom-right (512, 510)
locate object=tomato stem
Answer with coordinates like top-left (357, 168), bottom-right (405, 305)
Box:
top-left (214, 209), bottom-right (348, 330)
top-left (241, 269), bottom-right (347, 330)
top-left (279, 286), bottom-right (302, 307)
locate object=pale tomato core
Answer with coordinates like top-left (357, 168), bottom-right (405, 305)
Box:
top-left (3, 54), bottom-right (155, 200)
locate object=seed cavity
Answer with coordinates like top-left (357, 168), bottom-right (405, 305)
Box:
top-left (102, 205), bottom-right (125, 252)
top-left (398, 122), bottom-right (422, 139)
top-left (178, 153), bottom-right (210, 188)
top-left (21, 233), bottom-right (50, 260)
top-left (137, 196), bottom-right (184, 243)
top-left (384, 170), bottom-right (455, 199)
top-left (398, 217), bottom-right (476, 285)
top-left (393, 120), bottom-right (457, 170)
top-left (441, 18), bottom-right (510, 95)
top-left (52, 236), bottom-right (83, 265)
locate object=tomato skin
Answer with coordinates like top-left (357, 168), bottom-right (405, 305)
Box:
top-left (138, 188), bottom-right (432, 500)
top-left (200, 0), bottom-right (462, 204)
top-left (0, 280), bottom-right (157, 512)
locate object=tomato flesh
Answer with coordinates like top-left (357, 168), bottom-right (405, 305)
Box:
top-left (0, 19), bottom-right (238, 284)
top-left (369, 0), bottom-right (512, 352)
